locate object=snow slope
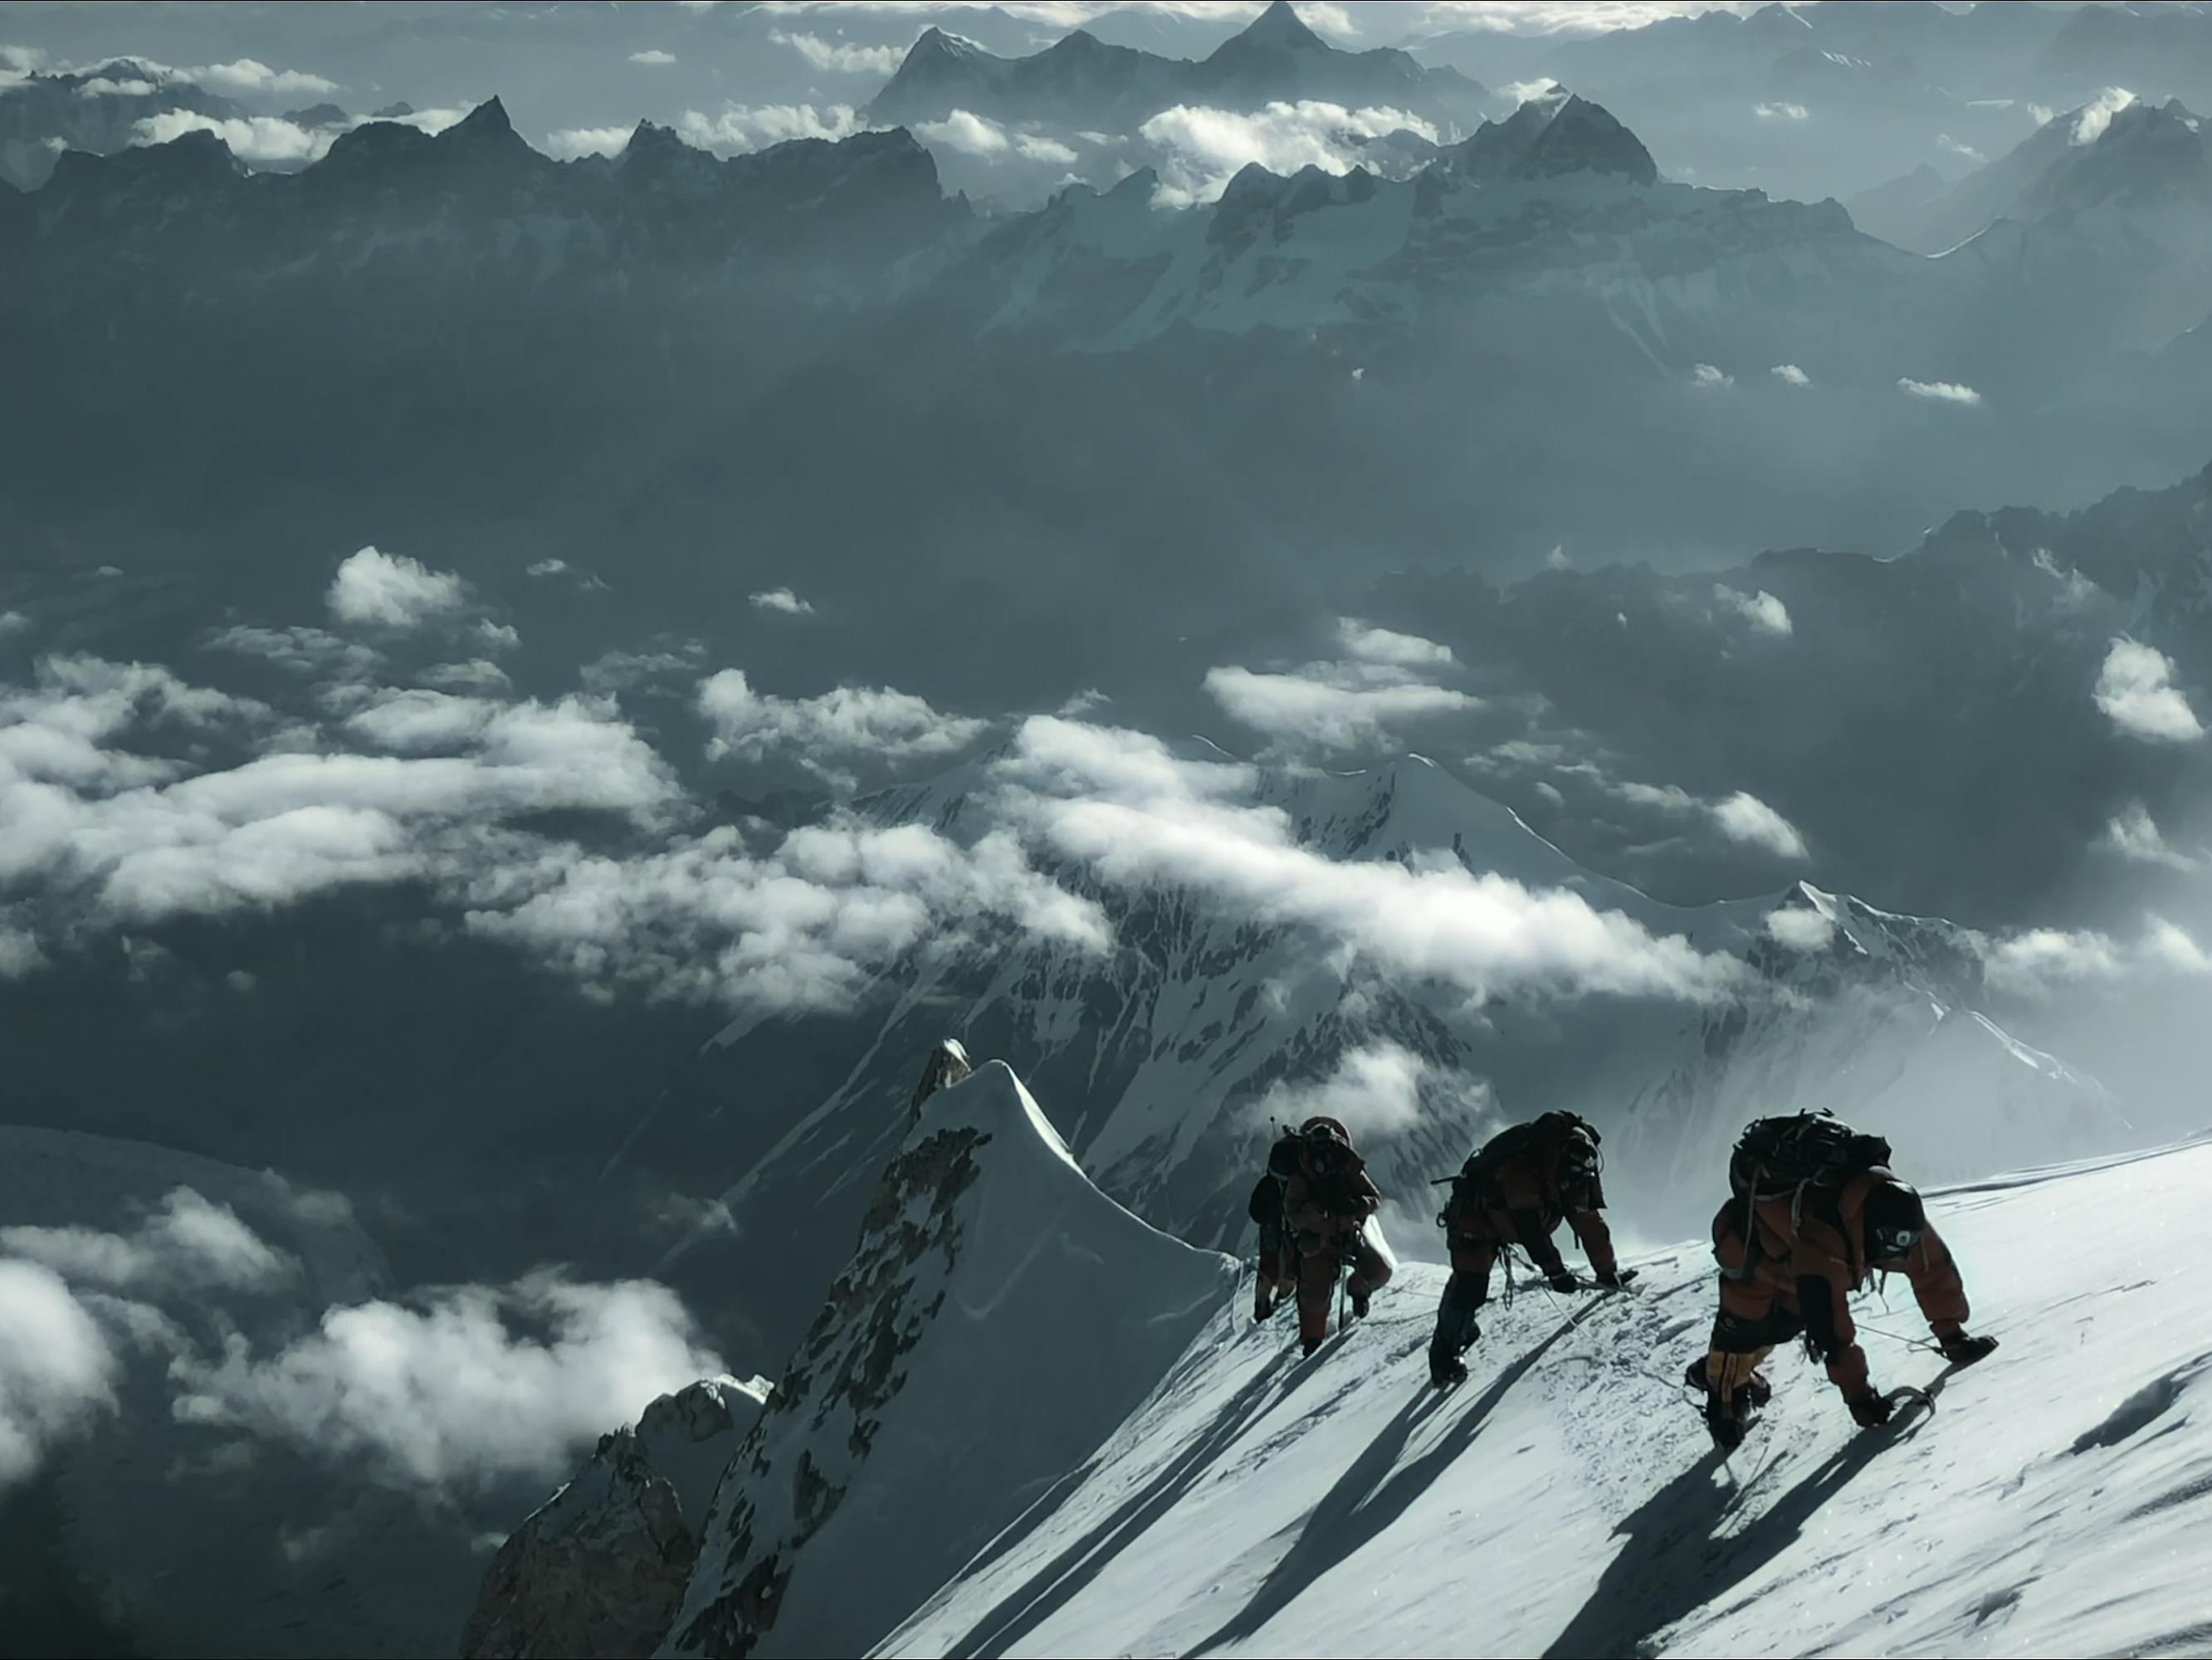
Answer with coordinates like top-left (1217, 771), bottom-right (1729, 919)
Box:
top-left (662, 1062), bottom-right (1238, 1658)
top-left (883, 1135), bottom-right (2212, 1658)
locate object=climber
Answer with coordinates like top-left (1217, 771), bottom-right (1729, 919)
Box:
top-left (1282, 1116), bottom-right (1393, 1357)
top-left (906, 1038), bottom-right (974, 1127)
top-left (1694, 1111), bottom-right (2000, 1449)
top-left (1428, 1111), bottom-right (1629, 1389)
top-left (1246, 1125), bottom-right (1303, 1322)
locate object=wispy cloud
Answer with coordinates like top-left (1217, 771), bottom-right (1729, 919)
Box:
top-left (770, 29), bottom-right (907, 75)
top-left (1899, 377), bottom-right (1981, 406)
top-left (1204, 662), bottom-right (1477, 753)
top-left (629, 48), bottom-right (678, 66)
top-left (2099, 802), bottom-right (2196, 870)
top-left (750, 588), bottom-right (816, 617)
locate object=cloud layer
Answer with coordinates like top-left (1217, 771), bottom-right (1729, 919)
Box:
top-left (997, 717), bottom-right (1739, 1004)
top-left (171, 1271), bottom-right (725, 1492)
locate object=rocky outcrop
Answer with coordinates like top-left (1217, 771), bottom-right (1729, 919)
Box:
top-left (461, 1377), bottom-right (766, 1660)
top-left (461, 1431), bottom-right (696, 1660)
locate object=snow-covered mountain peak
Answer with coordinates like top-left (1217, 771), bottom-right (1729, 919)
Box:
top-left (660, 1060), bottom-right (1234, 1658)
top-left (1216, 0), bottom-right (1330, 56)
top-left (1450, 89), bottom-right (1661, 188)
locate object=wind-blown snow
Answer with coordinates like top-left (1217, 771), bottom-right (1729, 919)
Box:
top-left (884, 1137), bottom-right (2212, 1658)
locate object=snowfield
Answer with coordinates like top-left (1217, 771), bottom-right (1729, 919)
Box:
top-left (879, 1131), bottom-right (2212, 1659)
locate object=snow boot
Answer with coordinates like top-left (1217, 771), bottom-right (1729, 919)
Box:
top-left (1255, 1283), bottom-right (1275, 1323)
top-left (1349, 1284), bottom-right (1371, 1321)
top-left (1683, 1356), bottom-right (1770, 1408)
top-left (1302, 1334), bottom-right (1324, 1360)
top-left (1428, 1345), bottom-right (1469, 1389)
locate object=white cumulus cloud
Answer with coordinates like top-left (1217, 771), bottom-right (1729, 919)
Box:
top-left (629, 48), bottom-right (678, 66)
top-left (676, 103), bottom-right (862, 154)
top-left (1712, 585), bottom-right (1792, 636)
top-left (2073, 86), bottom-right (2136, 145)
top-left (1770, 363), bottom-right (1811, 387)
top-left (750, 588), bottom-right (816, 616)
top-left (327, 547), bottom-right (468, 631)
top-left (1139, 99), bottom-right (1440, 206)
top-left (0, 1261), bottom-right (120, 1488)
top-left (1336, 619), bottom-right (1454, 668)
top-left (1692, 364), bottom-right (1734, 389)
top-left (1712, 791), bottom-right (1809, 860)
top-left (0, 1188), bottom-right (300, 1296)
top-left (169, 1272), bottom-right (725, 1492)
top-left (546, 124), bottom-right (634, 159)
top-left (2095, 639), bottom-right (2203, 743)
top-left (1255, 1040), bottom-right (1462, 1143)
top-left (995, 717), bottom-right (1740, 1006)
top-left (697, 669), bottom-right (986, 765)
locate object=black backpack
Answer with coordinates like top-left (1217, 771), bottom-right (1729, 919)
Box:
top-left (1730, 1111), bottom-right (1891, 1202)
top-left (1437, 1110), bottom-right (1597, 1226)
top-left (1247, 1172), bottom-right (1286, 1226)
top-left (1265, 1128), bottom-right (1305, 1184)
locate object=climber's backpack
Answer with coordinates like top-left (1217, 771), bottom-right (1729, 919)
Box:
top-left (1729, 1110), bottom-right (1892, 1202)
top-left (1247, 1172), bottom-right (1286, 1227)
top-left (1265, 1127), bottom-right (1306, 1184)
top-left (1437, 1110), bottom-right (1597, 1227)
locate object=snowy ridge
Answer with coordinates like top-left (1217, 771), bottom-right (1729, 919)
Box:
top-left (662, 1062), bottom-right (1236, 1659)
top-left (669, 750), bottom-right (2121, 1373)
top-left (882, 1136), bottom-right (2212, 1658)
top-left (977, 92), bottom-right (1921, 351)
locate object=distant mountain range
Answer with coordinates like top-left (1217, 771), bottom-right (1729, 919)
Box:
top-left (867, 2), bottom-right (1489, 135)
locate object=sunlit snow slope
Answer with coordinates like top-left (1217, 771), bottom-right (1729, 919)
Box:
top-left (665, 1062), bottom-right (1238, 1659)
top-left (883, 1138), bottom-right (2212, 1659)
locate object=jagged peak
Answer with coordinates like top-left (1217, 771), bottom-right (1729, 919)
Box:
top-left (1106, 164), bottom-right (1160, 200)
top-left (42, 125), bottom-right (247, 192)
top-left (1227, 0), bottom-right (1328, 53)
top-left (1448, 88), bottom-right (1658, 188)
top-left (905, 24), bottom-right (990, 66)
top-left (440, 95), bottom-right (522, 146)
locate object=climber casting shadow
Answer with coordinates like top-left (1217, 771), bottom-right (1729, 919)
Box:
top-left (1541, 1370), bottom-right (1953, 1660)
top-left (1179, 1320), bottom-right (1578, 1658)
top-left (947, 1350), bottom-right (1297, 1660)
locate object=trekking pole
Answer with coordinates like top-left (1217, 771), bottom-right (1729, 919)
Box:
top-left (1857, 1319), bottom-right (1944, 1354)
